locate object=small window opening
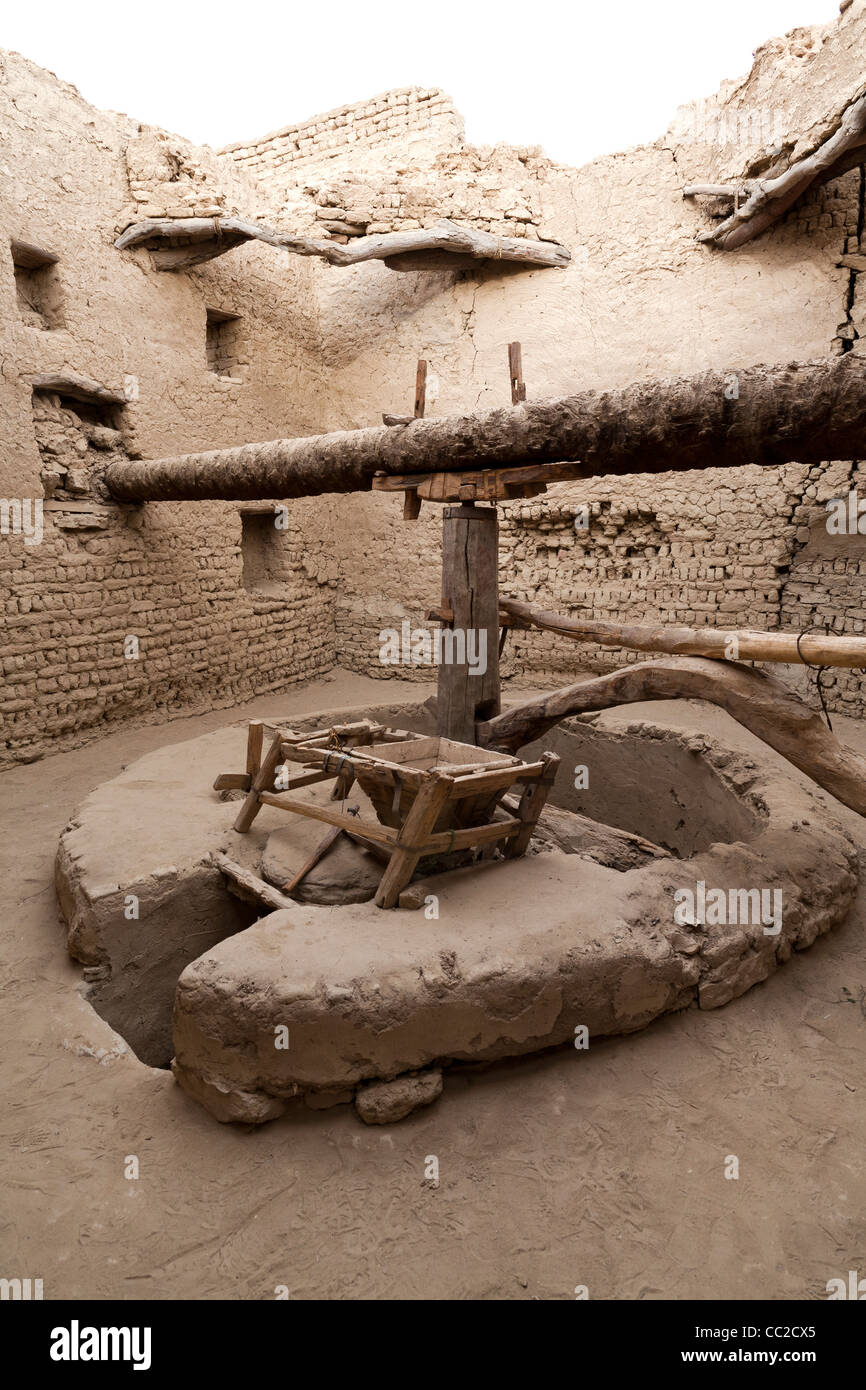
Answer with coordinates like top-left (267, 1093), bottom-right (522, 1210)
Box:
top-left (241, 509), bottom-right (290, 594)
top-left (206, 308), bottom-right (244, 378)
top-left (11, 239), bottom-right (63, 330)
top-left (32, 381), bottom-right (128, 504)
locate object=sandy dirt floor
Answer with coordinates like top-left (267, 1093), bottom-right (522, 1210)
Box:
top-left (1, 669), bottom-right (865, 1301)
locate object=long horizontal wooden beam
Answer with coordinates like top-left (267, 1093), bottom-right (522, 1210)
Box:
top-left (115, 215), bottom-right (571, 272)
top-left (105, 355), bottom-right (866, 502)
top-left (500, 598), bottom-right (866, 669)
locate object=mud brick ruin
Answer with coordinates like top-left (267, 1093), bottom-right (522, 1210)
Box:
top-left (6, 3), bottom-right (866, 1134)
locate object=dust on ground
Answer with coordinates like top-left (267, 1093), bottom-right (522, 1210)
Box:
top-left (1, 670), bottom-right (864, 1300)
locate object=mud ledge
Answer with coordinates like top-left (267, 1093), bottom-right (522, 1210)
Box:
top-left (55, 700), bottom-right (858, 1119)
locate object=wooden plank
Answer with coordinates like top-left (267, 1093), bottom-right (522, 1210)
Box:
top-left (372, 460), bottom-right (572, 502)
top-left (233, 732), bottom-right (284, 833)
top-left (368, 736), bottom-right (440, 764)
top-left (422, 816), bottom-right (520, 853)
top-left (10, 238), bottom-right (59, 270)
top-left (299, 744), bottom-right (428, 787)
top-left (503, 752), bottom-right (560, 858)
top-left (435, 738), bottom-right (514, 764)
top-left (344, 829), bottom-right (393, 864)
top-left (445, 761), bottom-right (544, 799)
top-left (282, 825), bottom-right (344, 894)
top-left (330, 764), bottom-right (356, 800)
top-left (257, 793), bottom-right (397, 847)
top-left (508, 341), bottom-right (527, 404)
top-left (245, 720), bottom-right (264, 779)
top-left (212, 851), bottom-right (294, 912)
top-left (499, 598), bottom-right (866, 669)
top-left (42, 501), bottom-right (114, 514)
top-left (212, 772), bottom-right (252, 791)
top-left (437, 504), bottom-right (501, 743)
top-left (374, 771), bottom-right (454, 908)
top-left (282, 769), bottom-right (336, 791)
top-left (414, 359), bottom-right (428, 418)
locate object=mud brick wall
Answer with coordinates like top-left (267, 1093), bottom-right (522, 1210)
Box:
top-left (0, 49), bottom-right (335, 768)
top-left (221, 88), bottom-right (464, 182)
top-left (302, 144), bottom-right (554, 244)
top-left (335, 460), bottom-right (866, 724)
top-left (0, 501), bottom-right (336, 764)
top-left (496, 464), bottom-right (851, 685)
top-left (6, 3), bottom-right (866, 768)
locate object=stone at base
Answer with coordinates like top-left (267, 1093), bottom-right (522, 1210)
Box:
top-left (262, 823), bottom-right (382, 904)
top-left (355, 1069), bottom-right (443, 1124)
top-left (171, 1058), bottom-right (291, 1124)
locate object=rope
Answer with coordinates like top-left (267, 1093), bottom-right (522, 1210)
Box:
top-left (322, 750), bottom-right (350, 776)
top-left (796, 626), bottom-right (834, 731)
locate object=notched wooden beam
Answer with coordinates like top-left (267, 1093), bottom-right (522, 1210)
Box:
top-left (692, 89), bottom-right (866, 251)
top-left (115, 215), bottom-right (571, 273)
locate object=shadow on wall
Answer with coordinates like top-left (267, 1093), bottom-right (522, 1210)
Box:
top-left (315, 261), bottom-right (533, 370)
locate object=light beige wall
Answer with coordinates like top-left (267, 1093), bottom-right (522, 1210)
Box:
top-left (0, 51), bottom-right (336, 765)
top-left (245, 5), bottom-right (866, 708)
top-left (4, 3), bottom-right (866, 767)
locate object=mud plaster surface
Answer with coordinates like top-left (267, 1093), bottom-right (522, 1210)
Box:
top-left (3, 671), bottom-right (866, 1300)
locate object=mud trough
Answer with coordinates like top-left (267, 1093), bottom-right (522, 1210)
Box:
top-left (55, 698), bottom-right (858, 1125)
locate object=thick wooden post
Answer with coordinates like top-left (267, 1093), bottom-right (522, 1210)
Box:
top-left (437, 504), bottom-right (500, 744)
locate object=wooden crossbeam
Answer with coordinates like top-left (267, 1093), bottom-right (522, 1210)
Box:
top-left (499, 598), bottom-right (866, 668)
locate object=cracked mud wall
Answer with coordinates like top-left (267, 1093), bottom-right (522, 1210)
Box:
top-left (257, 3), bottom-right (866, 711)
top-left (0, 51), bottom-right (339, 766)
top-left (4, 6), bottom-right (866, 766)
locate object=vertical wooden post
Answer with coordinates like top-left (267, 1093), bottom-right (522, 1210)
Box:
top-left (508, 342), bottom-right (526, 404)
top-left (437, 504), bottom-right (501, 744)
top-left (414, 359), bottom-right (428, 418)
top-left (245, 720), bottom-right (264, 780)
top-left (233, 733), bottom-right (284, 833)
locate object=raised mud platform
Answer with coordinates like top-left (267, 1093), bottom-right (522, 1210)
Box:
top-left (56, 699), bottom-right (859, 1123)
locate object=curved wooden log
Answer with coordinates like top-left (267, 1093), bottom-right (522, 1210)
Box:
top-left (477, 656), bottom-right (866, 819)
top-left (696, 89), bottom-right (866, 250)
top-left (105, 354), bottom-right (866, 502)
top-left (500, 598), bottom-right (866, 669)
top-left (115, 216), bottom-right (571, 272)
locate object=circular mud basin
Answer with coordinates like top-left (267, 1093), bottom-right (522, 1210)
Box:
top-left (56, 699), bottom-right (858, 1122)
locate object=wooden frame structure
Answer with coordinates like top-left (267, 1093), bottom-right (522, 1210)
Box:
top-left (215, 719), bottom-right (559, 908)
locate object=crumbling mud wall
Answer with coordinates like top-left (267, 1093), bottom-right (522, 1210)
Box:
top-left (0, 51), bottom-right (337, 766)
top-left (222, 87), bottom-right (465, 184)
top-left (251, 1), bottom-right (866, 712)
top-left (4, 4), bottom-right (866, 767)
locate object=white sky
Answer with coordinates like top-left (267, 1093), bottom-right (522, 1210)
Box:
top-left (2, 0), bottom-right (844, 166)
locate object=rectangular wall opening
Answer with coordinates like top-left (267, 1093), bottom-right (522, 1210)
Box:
top-left (11, 239), bottom-right (63, 330)
top-left (241, 508), bottom-right (290, 594)
top-left (206, 307), bottom-right (244, 378)
top-left (32, 378), bottom-right (128, 504)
